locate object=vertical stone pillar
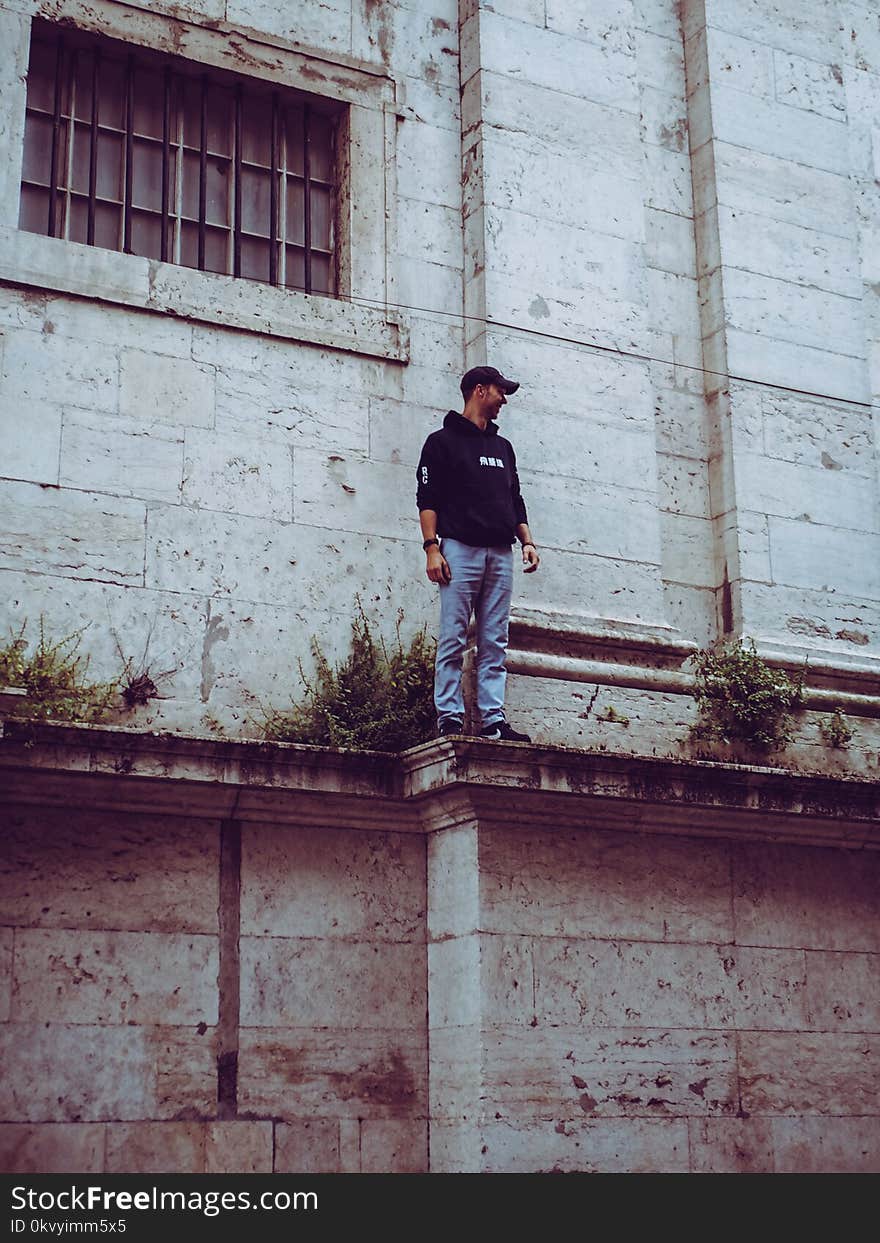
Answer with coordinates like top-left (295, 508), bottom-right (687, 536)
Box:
top-left (0, 6), bottom-right (29, 228)
top-left (683, 0), bottom-right (880, 659)
top-left (458, 0), bottom-right (671, 628)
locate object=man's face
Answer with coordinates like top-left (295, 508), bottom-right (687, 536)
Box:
top-left (481, 382), bottom-right (508, 420)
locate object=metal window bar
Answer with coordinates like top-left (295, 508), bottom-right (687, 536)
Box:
top-left (233, 85), bottom-right (242, 277)
top-left (161, 67), bottom-right (171, 263)
top-left (23, 23), bottom-right (336, 292)
top-left (87, 48), bottom-right (99, 245)
top-left (198, 74), bottom-right (207, 271)
top-left (303, 103), bottom-right (312, 295)
top-left (269, 92), bottom-right (279, 286)
top-left (47, 36), bottom-right (64, 237)
top-left (123, 54), bottom-right (134, 254)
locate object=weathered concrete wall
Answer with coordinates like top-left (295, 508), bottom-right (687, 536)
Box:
top-left (0, 720), bottom-right (877, 1174)
top-left (0, 800), bottom-right (428, 1173)
top-left (0, 0), bottom-right (878, 744)
top-left (430, 823), bottom-right (880, 1173)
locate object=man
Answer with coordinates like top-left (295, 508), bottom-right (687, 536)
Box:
top-left (416, 365), bottom-right (540, 741)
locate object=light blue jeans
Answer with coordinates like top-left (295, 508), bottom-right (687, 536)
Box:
top-left (435, 538), bottom-right (514, 729)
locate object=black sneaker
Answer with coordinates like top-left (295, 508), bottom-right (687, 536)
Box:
top-left (438, 719), bottom-right (464, 737)
top-left (480, 720), bottom-right (531, 743)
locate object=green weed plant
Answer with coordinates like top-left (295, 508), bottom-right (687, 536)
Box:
top-left (0, 618), bottom-right (119, 724)
top-left (261, 604), bottom-right (436, 753)
top-left (689, 639), bottom-right (803, 752)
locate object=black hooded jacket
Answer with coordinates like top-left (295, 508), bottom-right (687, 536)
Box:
top-left (416, 410), bottom-right (529, 548)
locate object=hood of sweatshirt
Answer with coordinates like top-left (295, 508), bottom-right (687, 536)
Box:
top-left (443, 410), bottom-right (500, 436)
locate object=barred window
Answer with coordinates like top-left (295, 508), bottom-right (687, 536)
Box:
top-left (19, 19), bottom-right (339, 295)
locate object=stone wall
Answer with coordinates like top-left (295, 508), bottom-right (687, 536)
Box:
top-left (0, 797), bottom-right (428, 1174)
top-left (0, 724), bottom-right (877, 1173)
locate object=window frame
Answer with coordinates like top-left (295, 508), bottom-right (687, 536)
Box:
top-left (0, 0), bottom-right (407, 363)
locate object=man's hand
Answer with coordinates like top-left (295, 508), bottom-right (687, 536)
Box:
top-left (426, 546), bottom-right (452, 584)
top-left (522, 543), bottom-right (540, 573)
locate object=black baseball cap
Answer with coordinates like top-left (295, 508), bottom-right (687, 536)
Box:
top-left (460, 365), bottom-right (520, 396)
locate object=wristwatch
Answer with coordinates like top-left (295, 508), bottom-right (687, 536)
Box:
top-left (423, 538), bottom-right (440, 550)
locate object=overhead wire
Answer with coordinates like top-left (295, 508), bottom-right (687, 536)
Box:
top-left (328, 287), bottom-right (876, 412)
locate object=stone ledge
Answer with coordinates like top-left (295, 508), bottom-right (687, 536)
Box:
top-left (1, 719), bottom-right (876, 850)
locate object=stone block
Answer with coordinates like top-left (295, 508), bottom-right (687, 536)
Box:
top-left (479, 1116), bottom-right (689, 1173)
top-left (238, 1027), bottom-right (426, 1119)
top-left (182, 428), bottom-right (293, 521)
top-left (360, 1119), bottom-right (428, 1173)
top-left (480, 934), bottom-right (534, 1025)
top-left (240, 824), bottom-right (425, 941)
top-left (721, 268), bottom-right (867, 358)
top-left (205, 1121), bottom-right (273, 1174)
top-left (774, 50), bottom-right (846, 121)
top-left (105, 1123), bottom-right (205, 1174)
top-left (548, 0), bottom-right (638, 50)
top-left (120, 349), bottom-right (215, 429)
top-left (841, 0), bottom-right (880, 74)
top-left (0, 1123), bottom-right (105, 1174)
top-left (60, 412), bottom-right (184, 504)
top-left (662, 582), bottom-right (715, 647)
top-left (643, 144), bottom-right (695, 217)
top-left (528, 419), bottom-right (658, 492)
top-left (12, 929), bottom-right (219, 1026)
top-left (0, 926), bottom-right (10, 1022)
top-left (0, 395), bottom-right (61, 486)
top-left (483, 141), bottom-right (644, 241)
top-left (152, 1024), bottom-right (218, 1119)
top-left (761, 391), bottom-right (874, 472)
top-left (720, 510), bottom-right (772, 585)
top-left (397, 198), bottom-right (462, 270)
top-left (481, 73), bottom-right (643, 180)
top-left (739, 1032), bottom-right (880, 1115)
top-left (0, 804), bottom-right (220, 935)
top-left (0, 326), bottom-right (118, 412)
top-left (652, 372), bottom-right (710, 458)
top-left (771, 1116), bottom-right (880, 1173)
top-left (479, 9), bottom-right (638, 112)
top-left (646, 270), bottom-right (701, 342)
top-left (293, 450), bottom-right (415, 540)
top-left (688, 1117), bottom-right (775, 1173)
top-left (0, 1023), bottom-right (156, 1121)
top-left (427, 826), bottom-right (479, 940)
top-left (637, 29), bottom-right (686, 94)
top-left (661, 513), bottom-right (715, 588)
top-left (396, 119), bottom-right (461, 209)
top-left (724, 945), bottom-right (809, 1030)
top-left (240, 937), bottom-right (425, 1029)
top-left (713, 142), bottom-right (857, 237)
top-left (225, 0), bottom-right (351, 53)
top-left (0, 7), bottom-right (28, 226)
top-left (711, 82), bottom-right (850, 174)
top-left (43, 294), bottom-right (193, 358)
top-left (0, 479), bottom-right (146, 584)
top-left (518, 546), bottom-right (666, 625)
top-left (658, 455), bottom-right (710, 518)
top-left (482, 1024), bottom-right (737, 1120)
top-left (734, 844), bottom-right (880, 953)
top-left (396, 256), bottom-right (462, 320)
top-left (429, 937), bottom-right (481, 1030)
top-left (0, 568), bottom-right (206, 697)
top-left (368, 396), bottom-right (448, 468)
top-left (145, 501), bottom-right (413, 610)
top-left (639, 83), bottom-right (689, 152)
top-left (532, 473), bottom-right (661, 564)
top-left (400, 70), bottom-right (459, 133)
top-left (705, 0), bottom-right (844, 65)
top-left (429, 1024), bottom-right (482, 1119)
top-left (531, 938), bottom-right (734, 1029)
top-left (339, 1118), bottom-right (361, 1173)
top-left (735, 452), bottom-right (876, 531)
top-left (738, 579), bottom-right (880, 651)
top-left (274, 1120), bottom-right (340, 1174)
top-left (768, 519), bottom-right (880, 597)
top-left (705, 27), bottom-right (775, 98)
top-left (805, 951), bottom-right (880, 1033)
top-left (717, 207), bottom-right (862, 299)
top-left (645, 208), bottom-right (697, 278)
top-left (477, 827), bottom-right (733, 943)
